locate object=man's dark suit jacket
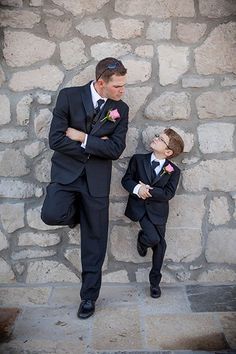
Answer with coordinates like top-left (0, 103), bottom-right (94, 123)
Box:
top-left (49, 81), bottom-right (129, 197)
top-left (121, 153), bottom-right (181, 225)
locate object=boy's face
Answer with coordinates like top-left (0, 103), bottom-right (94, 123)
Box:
top-left (150, 132), bottom-right (172, 157)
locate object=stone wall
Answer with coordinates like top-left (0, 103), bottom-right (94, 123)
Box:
top-left (0, 0), bottom-right (236, 285)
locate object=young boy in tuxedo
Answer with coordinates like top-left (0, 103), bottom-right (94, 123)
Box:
top-left (122, 128), bottom-right (184, 298)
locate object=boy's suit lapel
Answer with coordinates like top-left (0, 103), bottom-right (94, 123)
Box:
top-left (152, 159), bottom-right (170, 185)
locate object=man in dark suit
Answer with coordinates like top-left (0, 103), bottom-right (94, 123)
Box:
top-left (41, 57), bottom-right (128, 319)
top-left (122, 129), bottom-right (184, 299)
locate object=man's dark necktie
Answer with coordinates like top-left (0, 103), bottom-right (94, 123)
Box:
top-left (90, 99), bottom-right (105, 130)
top-left (151, 160), bottom-right (160, 181)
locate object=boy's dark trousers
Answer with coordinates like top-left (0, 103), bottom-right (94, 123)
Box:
top-left (139, 214), bottom-right (166, 288)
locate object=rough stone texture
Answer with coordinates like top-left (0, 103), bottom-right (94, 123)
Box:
top-left (16, 94), bottom-right (33, 125)
top-left (0, 287), bottom-right (50, 305)
top-left (0, 65), bottom-right (6, 87)
top-left (206, 229), bottom-right (236, 264)
top-left (102, 270), bottom-right (129, 283)
top-left (0, 180), bottom-right (42, 199)
top-left (0, 231), bottom-right (8, 251)
top-left (196, 89), bottom-right (236, 119)
top-left (199, 0), bottom-right (236, 18)
top-left (110, 166), bottom-right (128, 198)
top-left (176, 22), bottom-right (207, 43)
top-left (123, 58), bottom-right (152, 84)
top-left (146, 21), bottom-right (171, 40)
top-left (182, 76), bottom-right (214, 88)
top-left (0, 9), bottom-right (40, 28)
top-left (27, 206), bottom-right (62, 231)
top-left (115, 0), bottom-right (195, 17)
top-left (208, 197), bottom-right (231, 225)
top-left (64, 248), bottom-right (81, 272)
top-left (59, 38), bottom-right (87, 70)
top-left (68, 228), bottom-right (80, 245)
top-left (0, 203), bottom-right (24, 233)
top-left (158, 44), bottom-right (189, 85)
top-left (195, 22), bottom-right (236, 75)
top-left (221, 75), bottom-right (236, 87)
top-left (24, 141), bottom-right (45, 158)
top-left (182, 159), bottom-right (236, 192)
top-left (198, 123), bottom-right (235, 153)
top-left (34, 157), bottom-right (51, 182)
top-left (51, 0), bottom-right (109, 16)
top-left (0, 128), bottom-right (27, 143)
top-left (45, 17), bottom-right (72, 39)
top-left (198, 268), bottom-right (236, 282)
top-left (12, 249), bottom-right (56, 261)
top-left (76, 18), bottom-right (108, 38)
top-left (67, 64), bottom-right (96, 87)
top-left (0, 257), bottom-right (15, 283)
top-left (124, 86), bottom-right (152, 121)
top-left (91, 42), bottom-right (131, 61)
top-left (145, 92), bottom-right (191, 120)
top-left (3, 31), bottom-right (56, 67)
top-left (135, 45), bottom-right (154, 58)
top-left (0, 0), bottom-right (23, 6)
top-left (34, 108), bottom-right (52, 139)
top-left (110, 202), bottom-right (127, 221)
top-left (30, 0), bottom-right (43, 5)
top-left (120, 127), bottom-right (139, 158)
top-left (0, 149), bottom-right (29, 177)
top-left (9, 65), bottom-right (64, 91)
top-left (36, 92), bottom-right (51, 105)
top-left (18, 231), bottom-right (60, 247)
top-left (26, 260), bottom-right (79, 283)
top-left (110, 18), bottom-right (144, 39)
top-left (0, 94), bottom-right (11, 125)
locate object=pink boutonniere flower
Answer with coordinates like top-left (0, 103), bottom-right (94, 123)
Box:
top-left (101, 109), bottom-right (120, 123)
top-left (160, 163), bottom-right (174, 177)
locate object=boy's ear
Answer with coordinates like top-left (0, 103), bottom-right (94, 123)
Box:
top-left (165, 149), bottom-right (173, 158)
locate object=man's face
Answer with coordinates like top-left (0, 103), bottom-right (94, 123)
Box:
top-left (100, 74), bottom-right (126, 101)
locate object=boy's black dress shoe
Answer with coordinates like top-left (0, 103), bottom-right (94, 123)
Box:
top-left (137, 231), bottom-right (147, 257)
top-left (150, 286), bottom-right (161, 298)
top-left (77, 300), bottom-right (95, 319)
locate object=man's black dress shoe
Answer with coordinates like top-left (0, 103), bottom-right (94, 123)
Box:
top-left (150, 286), bottom-right (161, 298)
top-left (77, 300), bottom-right (95, 319)
top-left (137, 231), bottom-right (147, 257)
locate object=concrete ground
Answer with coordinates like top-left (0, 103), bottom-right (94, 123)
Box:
top-left (0, 283), bottom-right (235, 354)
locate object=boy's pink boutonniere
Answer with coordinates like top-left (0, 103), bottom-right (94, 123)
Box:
top-left (160, 163), bottom-right (174, 177)
top-left (101, 109), bottom-right (120, 123)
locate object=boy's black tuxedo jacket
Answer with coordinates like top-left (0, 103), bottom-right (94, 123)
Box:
top-left (121, 153), bottom-right (181, 225)
top-left (49, 82), bottom-right (129, 197)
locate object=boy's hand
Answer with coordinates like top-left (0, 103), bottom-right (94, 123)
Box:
top-left (138, 181), bottom-right (153, 200)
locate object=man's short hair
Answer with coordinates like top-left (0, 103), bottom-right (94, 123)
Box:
top-left (96, 57), bottom-right (127, 82)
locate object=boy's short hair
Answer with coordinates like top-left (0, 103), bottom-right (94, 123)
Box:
top-left (164, 128), bottom-right (184, 158)
top-left (96, 57), bottom-right (127, 82)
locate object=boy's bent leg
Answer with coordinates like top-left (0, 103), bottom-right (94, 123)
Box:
top-left (41, 182), bottom-right (78, 226)
top-left (149, 225), bottom-right (166, 288)
top-left (79, 191), bottom-right (109, 302)
top-left (139, 214), bottom-right (161, 247)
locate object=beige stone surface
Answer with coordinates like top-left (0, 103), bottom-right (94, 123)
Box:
top-left (34, 108), bottom-right (52, 139)
top-left (18, 231), bottom-right (60, 247)
top-left (0, 149), bottom-right (29, 177)
top-left (0, 257), bottom-right (15, 283)
top-left (145, 92), bottom-right (191, 120)
top-left (198, 268), bottom-right (236, 282)
top-left (120, 127), bottom-right (139, 158)
top-left (135, 45), bottom-right (154, 58)
top-left (0, 203), bottom-right (24, 233)
top-left (3, 31), bottom-right (56, 67)
top-left (0, 287), bottom-right (50, 305)
top-left (45, 17), bottom-right (72, 39)
top-left (36, 92), bottom-right (51, 104)
top-left (121, 58), bottom-right (152, 84)
top-left (115, 0), bottom-right (195, 17)
top-left (206, 228), bottom-right (236, 264)
top-left (16, 94), bottom-right (33, 126)
top-left (195, 22), bottom-right (236, 75)
top-left (51, 0), bottom-right (109, 16)
top-left (221, 75), bottom-right (236, 87)
top-left (182, 158), bottom-right (236, 192)
top-left (24, 141), bottom-right (45, 158)
top-left (158, 44), bottom-right (189, 85)
top-left (76, 18), bottom-right (108, 38)
top-left (0, 128), bottom-right (27, 143)
top-left (177, 22), bottom-right (207, 43)
top-left (91, 41), bottom-right (131, 61)
top-left (0, 180), bottom-right (42, 199)
top-left (0, 9), bottom-right (40, 28)
top-left (219, 313), bottom-right (236, 349)
top-left (182, 76), bottom-right (214, 88)
top-left (34, 157), bottom-right (51, 182)
top-left (102, 270), bottom-right (129, 283)
top-left (110, 166), bottom-right (128, 198)
top-left (144, 313), bottom-right (226, 350)
top-left (30, 0), bottom-right (43, 5)
top-left (208, 196), bottom-right (231, 225)
top-left (0, 230), bottom-right (8, 251)
top-left (196, 89), bottom-right (236, 119)
top-left (12, 249), bottom-right (56, 260)
top-left (0, 94), bottom-right (11, 125)
top-left (27, 206), bottom-right (62, 230)
top-left (92, 307), bottom-right (142, 350)
top-left (0, 0), bottom-right (23, 5)
top-left (68, 228), bottom-right (80, 245)
top-left (146, 21), bottom-right (171, 40)
top-left (9, 65), bottom-right (64, 91)
top-left (26, 260), bottom-right (79, 283)
top-left (0, 65), bottom-right (6, 87)
top-left (198, 122), bottom-right (234, 153)
top-left (199, 0), bottom-right (236, 18)
top-left (59, 38), bottom-right (88, 70)
top-left (110, 202), bottom-right (127, 221)
top-left (124, 86), bottom-right (152, 121)
top-left (110, 18), bottom-right (144, 39)
top-left (67, 64), bottom-right (96, 87)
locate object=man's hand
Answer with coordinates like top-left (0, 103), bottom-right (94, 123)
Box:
top-left (101, 136), bottom-right (109, 140)
top-left (66, 128), bottom-right (86, 143)
top-left (138, 181), bottom-right (153, 200)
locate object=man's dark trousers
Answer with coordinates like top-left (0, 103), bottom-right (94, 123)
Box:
top-left (42, 172), bottom-right (109, 301)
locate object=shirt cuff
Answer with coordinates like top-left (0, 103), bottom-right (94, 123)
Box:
top-left (133, 184), bottom-right (142, 197)
top-left (81, 134), bottom-right (88, 149)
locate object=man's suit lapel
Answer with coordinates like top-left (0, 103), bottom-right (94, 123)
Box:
top-left (143, 153), bottom-right (153, 183)
top-left (152, 159), bottom-right (170, 185)
top-left (90, 99), bottom-right (114, 135)
top-left (81, 81), bottom-right (95, 132)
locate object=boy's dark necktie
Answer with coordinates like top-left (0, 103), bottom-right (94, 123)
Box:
top-left (151, 160), bottom-right (160, 181)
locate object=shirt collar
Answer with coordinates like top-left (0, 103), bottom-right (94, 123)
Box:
top-left (151, 153), bottom-right (165, 165)
top-left (90, 81), bottom-right (107, 108)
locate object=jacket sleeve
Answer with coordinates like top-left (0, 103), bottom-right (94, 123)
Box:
top-left (150, 169), bottom-right (181, 202)
top-left (121, 155), bottom-right (138, 193)
top-left (85, 107), bottom-right (129, 160)
top-left (49, 89), bottom-right (89, 162)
